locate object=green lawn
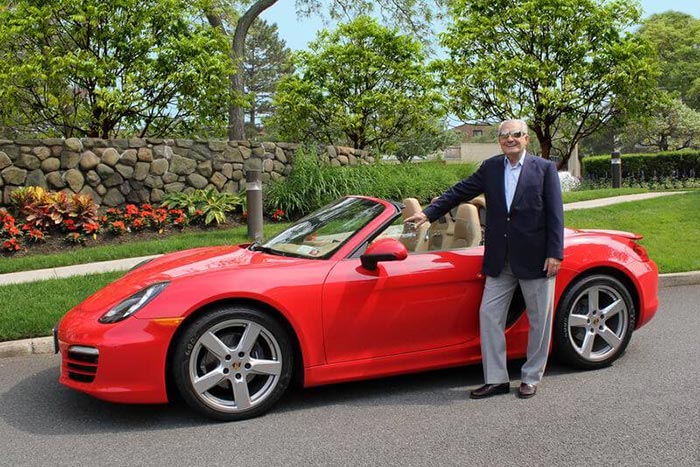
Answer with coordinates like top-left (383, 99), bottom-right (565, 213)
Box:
top-left (0, 222), bottom-right (290, 275)
top-left (565, 191), bottom-right (700, 273)
top-left (0, 271), bottom-right (123, 341)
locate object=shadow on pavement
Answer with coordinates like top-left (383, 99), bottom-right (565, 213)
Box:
top-left (1, 356), bottom-right (578, 435)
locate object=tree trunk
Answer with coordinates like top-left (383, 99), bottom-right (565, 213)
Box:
top-left (229, 0), bottom-right (279, 141)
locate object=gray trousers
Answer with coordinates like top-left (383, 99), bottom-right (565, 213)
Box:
top-left (479, 262), bottom-right (555, 385)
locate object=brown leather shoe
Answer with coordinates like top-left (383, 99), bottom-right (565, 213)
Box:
top-left (518, 383), bottom-right (537, 399)
top-left (470, 383), bottom-right (510, 399)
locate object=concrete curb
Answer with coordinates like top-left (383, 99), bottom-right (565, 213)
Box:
top-left (2, 271), bottom-right (698, 359)
top-left (0, 336), bottom-right (54, 359)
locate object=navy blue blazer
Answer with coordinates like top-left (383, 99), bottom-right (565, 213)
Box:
top-left (423, 153), bottom-right (564, 279)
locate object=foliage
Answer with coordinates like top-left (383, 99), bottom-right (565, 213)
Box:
top-left (243, 18), bottom-right (293, 134)
top-left (620, 91), bottom-right (700, 152)
top-left (9, 187), bottom-right (99, 237)
top-left (161, 188), bottom-right (243, 225)
top-left (202, 0), bottom-right (448, 140)
top-left (264, 147), bottom-right (476, 217)
top-left (269, 16), bottom-right (445, 153)
top-left (582, 150), bottom-right (700, 182)
top-left (0, 0), bottom-right (233, 138)
top-left (392, 123), bottom-right (463, 163)
top-left (637, 11), bottom-right (700, 111)
top-left (438, 0), bottom-right (657, 169)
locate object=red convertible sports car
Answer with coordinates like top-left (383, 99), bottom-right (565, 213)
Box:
top-left (56, 195), bottom-right (659, 420)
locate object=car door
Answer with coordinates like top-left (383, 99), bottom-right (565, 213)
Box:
top-left (321, 247), bottom-right (485, 364)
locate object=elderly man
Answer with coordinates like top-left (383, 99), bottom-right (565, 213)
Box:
top-left (405, 119), bottom-right (564, 399)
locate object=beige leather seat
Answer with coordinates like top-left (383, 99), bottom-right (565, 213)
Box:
top-left (442, 203), bottom-right (481, 249)
top-left (469, 195), bottom-right (487, 228)
top-left (427, 197), bottom-right (454, 250)
top-left (401, 198), bottom-right (430, 252)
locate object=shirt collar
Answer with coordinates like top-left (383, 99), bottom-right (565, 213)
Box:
top-left (504, 151), bottom-right (526, 168)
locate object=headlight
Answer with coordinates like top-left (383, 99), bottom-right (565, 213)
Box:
top-left (98, 282), bottom-right (169, 324)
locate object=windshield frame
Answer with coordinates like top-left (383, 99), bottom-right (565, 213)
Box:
top-left (253, 196), bottom-right (390, 260)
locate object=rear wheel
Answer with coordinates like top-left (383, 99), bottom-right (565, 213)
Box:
top-left (554, 275), bottom-right (636, 370)
top-left (173, 306), bottom-right (293, 421)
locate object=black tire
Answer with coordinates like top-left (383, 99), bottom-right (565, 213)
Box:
top-left (172, 306), bottom-right (293, 421)
top-left (553, 274), bottom-right (636, 370)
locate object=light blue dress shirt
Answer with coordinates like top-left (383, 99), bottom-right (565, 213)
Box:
top-left (504, 152), bottom-right (525, 212)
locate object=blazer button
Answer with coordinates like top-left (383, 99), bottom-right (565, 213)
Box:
top-left (506, 217), bottom-right (510, 221)
top-left (503, 233), bottom-right (507, 238)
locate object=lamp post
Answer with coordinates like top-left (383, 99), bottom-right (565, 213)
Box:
top-left (244, 157), bottom-right (263, 242)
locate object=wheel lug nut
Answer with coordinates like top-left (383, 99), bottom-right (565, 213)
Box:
top-left (244, 363), bottom-right (251, 370)
top-left (235, 373), bottom-right (242, 380)
top-left (238, 352), bottom-right (245, 358)
top-left (223, 368), bottom-right (229, 374)
top-left (599, 325), bottom-right (604, 330)
top-left (225, 355), bottom-right (231, 361)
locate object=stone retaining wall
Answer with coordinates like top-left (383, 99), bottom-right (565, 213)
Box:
top-left (0, 138), bottom-right (373, 206)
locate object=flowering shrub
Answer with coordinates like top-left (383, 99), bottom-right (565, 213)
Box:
top-left (558, 172), bottom-right (581, 192)
top-left (271, 209), bottom-right (286, 222)
top-left (1, 187), bottom-right (241, 255)
top-left (1, 210), bottom-right (23, 253)
top-left (9, 187), bottom-right (99, 239)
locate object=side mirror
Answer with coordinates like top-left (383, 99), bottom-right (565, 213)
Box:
top-left (360, 238), bottom-right (408, 271)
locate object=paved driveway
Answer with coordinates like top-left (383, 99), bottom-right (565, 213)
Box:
top-left (1, 284), bottom-right (698, 467)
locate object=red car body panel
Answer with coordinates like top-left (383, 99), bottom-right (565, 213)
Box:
top-left (57, 196), bottom-right (659, 404)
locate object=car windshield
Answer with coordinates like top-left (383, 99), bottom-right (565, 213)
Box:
top-left (255, 197), bottom-right (386, 259)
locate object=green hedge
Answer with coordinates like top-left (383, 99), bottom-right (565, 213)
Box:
top-left (582, 150), bottom-right (700, 180)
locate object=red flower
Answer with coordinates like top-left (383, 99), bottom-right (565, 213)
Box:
top-left (2, 238), bottom-right (21, 252)
top-left (271, 209), bottom-right (286, 222)
top-left (83, 222), bottom-right (100, 234)
top-left (126, 204), bottom-right (139, 216)
top-left (63, 219), bottom-right (78, 232)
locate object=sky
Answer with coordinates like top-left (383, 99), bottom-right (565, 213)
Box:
top-left (260, 0), bottom-right (700, 51)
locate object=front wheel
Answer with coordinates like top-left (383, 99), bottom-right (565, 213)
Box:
top-left (172, 306), bottom-right (293, 421)
top-left (553, 274), bottom-right (636, 370)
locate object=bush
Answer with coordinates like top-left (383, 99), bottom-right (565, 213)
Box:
top-left (582, 150), bottom-right (700, 181)
top-left (264, 147), bottom-right (477, 217)
top-left (161, 188), bottom-right (243, 225)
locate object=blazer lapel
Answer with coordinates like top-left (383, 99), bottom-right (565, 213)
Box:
top-left (494, 155), bottom-right (508, 214)
top-left (509, 153), bottom-right (534, 211)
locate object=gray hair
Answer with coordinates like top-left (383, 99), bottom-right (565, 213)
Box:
top-left (499, 119), bottom-right (529, 133)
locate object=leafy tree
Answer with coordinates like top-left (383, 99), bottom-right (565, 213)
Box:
top-left (202, 0), bottom-right (448, 140)
top-left (637, 11), bottom-right (700, 111)
top-left (0, 0), bottom-right (233, 138)
top-left (243, 18), bottom-right (292, 135)
top-left (268, 16), bottom-right (446, 154)
top-left (621, 91), bottom-right (700, 151)
top-left (392, 123), bottom-right (463, 163)
top-left (438, 0), bottom-right (657, 168)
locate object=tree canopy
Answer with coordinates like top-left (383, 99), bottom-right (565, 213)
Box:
top-left (268, 16), bottom-right (446, 156)
top-left (0, 0), bottom-right (234, 138)
top-left (638, 11), bottom-right (700, 111)
top-left (203, 0), bottom-right (448, 140)
top-left (438, 0), bottom-right (657, 168)
top-left (243, 18), bottom-right (292, 137)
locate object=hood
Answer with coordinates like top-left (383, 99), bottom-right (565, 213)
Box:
top-left (72, 245), bottom-right (316, 315)
top-left (125, 245), bottom-right (314, 282)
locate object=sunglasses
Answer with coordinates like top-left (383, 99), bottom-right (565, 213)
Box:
top-left (498, 130), bottom-right (526, 138)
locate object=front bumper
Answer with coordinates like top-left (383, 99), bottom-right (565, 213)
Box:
top-left (56, 312), bottom-right (177, 404)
